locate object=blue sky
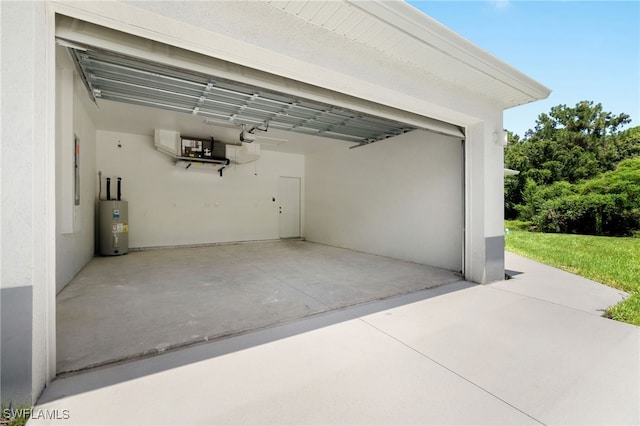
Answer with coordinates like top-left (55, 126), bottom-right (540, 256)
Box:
top-left (408, 1), bottom-right (640, 138)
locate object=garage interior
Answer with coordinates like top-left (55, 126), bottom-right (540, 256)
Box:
top-left (55, 17), bottom-right (466, 374)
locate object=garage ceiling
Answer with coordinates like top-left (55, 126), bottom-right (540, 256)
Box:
top-left (68, 46), bottom-right (420, 146)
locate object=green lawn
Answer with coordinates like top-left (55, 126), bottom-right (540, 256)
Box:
top-left (504, 221), bottom-right (640, 326)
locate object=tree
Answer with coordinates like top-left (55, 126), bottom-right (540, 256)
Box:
top-left (604, 126), bottom-right (640, 168)
top-left (504, 131), bottom-right (526, 219)
top-left (504, 101), bottom-right (635, 220)
top-left (521, 101), bottom-right (631, 183)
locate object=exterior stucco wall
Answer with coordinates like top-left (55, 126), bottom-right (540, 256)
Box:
top-left (1, 0), bottom-right (55, 404)
top-left (465, 119), bottom-right (506, 283)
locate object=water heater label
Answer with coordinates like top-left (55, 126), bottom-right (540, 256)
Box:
top-left (112, 223), bottom-right (128, 233)
top-left (113, 209), bottom-right (120, 219)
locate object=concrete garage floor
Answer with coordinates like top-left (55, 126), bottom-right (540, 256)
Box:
top-left (57, 240), bottom-right (461, 373)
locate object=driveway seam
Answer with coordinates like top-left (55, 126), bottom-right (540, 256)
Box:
top-left (358, 317), bottom-right (547, 426)
top-left (487, 284), bottom-right (623, 318)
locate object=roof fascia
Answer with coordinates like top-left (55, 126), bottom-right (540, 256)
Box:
top-left (349, 1), bottom-right (551, 104)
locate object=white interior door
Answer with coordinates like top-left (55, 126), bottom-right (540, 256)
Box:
top-left (278, 177), bottom-right (300, 238)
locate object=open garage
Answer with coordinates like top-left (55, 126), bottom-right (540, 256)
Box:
top-left (1, 0), bottom-right (550, 403)
top-left (54, 14), bottom-right (467, 372)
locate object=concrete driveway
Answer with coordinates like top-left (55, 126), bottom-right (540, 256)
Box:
top-left (31, 252), bottom-right (639, 425)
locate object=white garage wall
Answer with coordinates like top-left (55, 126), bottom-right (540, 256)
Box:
top-left (55, 70), bottom-right (98, 293)
top-left (96, 131), bottom-right (304, 248)
top-left (306, 130), bottom-right (463, 272)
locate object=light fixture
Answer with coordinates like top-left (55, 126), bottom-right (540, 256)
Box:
top-left (493, 130), bottom-right (508, 146)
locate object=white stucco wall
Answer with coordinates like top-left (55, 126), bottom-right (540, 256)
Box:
top-left (96, 131), bottom-right (305, 248)
top-left (306, 131), bottom-right (463, 272)
top-left (55, 63), bottom-right (97, 293)
top-left (1, 0), bottom-right (55, 404)
top-left (0, 4), bottom-right (44, 292)
top-left (464, 116), bottom-right (506, 283)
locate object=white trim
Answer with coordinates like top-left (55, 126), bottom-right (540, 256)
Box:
top-left (45, 1), bottom-right (58, 384)
top-left (460, 138), bottom-right (466, 277)
top-left (464, 128), bottom-right (472, 281)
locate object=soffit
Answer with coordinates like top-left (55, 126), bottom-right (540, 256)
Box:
top-left (269, 0), bottom-right (551, 109)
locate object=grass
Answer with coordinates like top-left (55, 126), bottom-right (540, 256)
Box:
top-left (0, 404), bottom-right (30, 426)
top-left (504, 220), bottom-right (640, 326)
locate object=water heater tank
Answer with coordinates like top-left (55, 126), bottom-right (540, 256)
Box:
top-left (99, 200), bottom-right (129, 255)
